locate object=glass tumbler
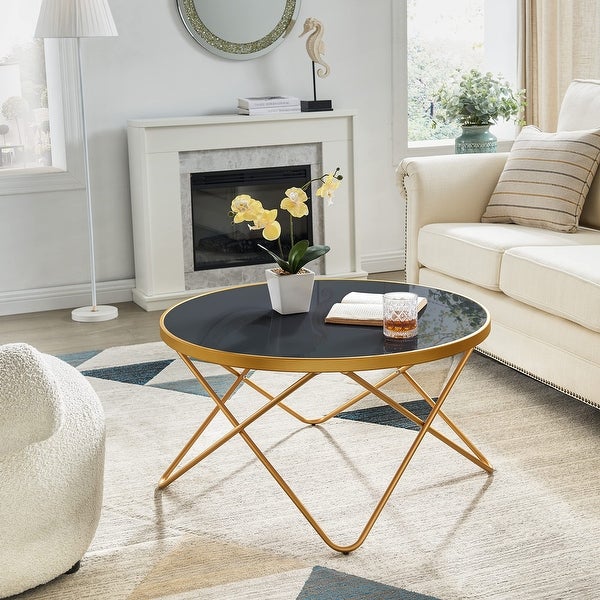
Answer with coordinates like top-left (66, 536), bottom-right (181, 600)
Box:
top-left (383, 292), bottom-right (419, 339)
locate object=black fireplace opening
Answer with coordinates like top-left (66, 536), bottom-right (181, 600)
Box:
top-left (190, 165), bottom-right (313, 271)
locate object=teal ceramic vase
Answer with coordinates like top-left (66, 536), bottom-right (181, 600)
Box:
top-left (455, 125), bottom-right (497, 154)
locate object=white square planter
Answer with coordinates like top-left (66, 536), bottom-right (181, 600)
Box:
top-left (265, 268), bottom-right (315, 314)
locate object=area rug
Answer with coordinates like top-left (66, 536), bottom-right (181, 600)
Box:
top-left (19, 342), bottom-right (600, 600)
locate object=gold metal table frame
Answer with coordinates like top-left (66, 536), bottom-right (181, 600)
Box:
top-left (158, 280), bottom-right (493, 554)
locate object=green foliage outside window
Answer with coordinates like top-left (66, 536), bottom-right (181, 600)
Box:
top-left (407, 0), bottom-right (487, 142)
top-left (407, 41), bottom-right (463, 142)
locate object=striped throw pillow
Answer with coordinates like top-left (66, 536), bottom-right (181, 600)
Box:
top-left (481, 126), bottom-right (600, 232)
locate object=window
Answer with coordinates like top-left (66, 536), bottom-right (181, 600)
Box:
top-left (0, 0), bottom-right (51, 171)
top-left (395, 0), bottom-right (519, 157)
top-left (408, 0), bottom-right (485, 142)
top-left (0, 2), bottom-right (84, 196)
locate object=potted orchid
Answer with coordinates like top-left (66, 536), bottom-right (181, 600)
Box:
top-left (230, 168), bottom-right (343, 313)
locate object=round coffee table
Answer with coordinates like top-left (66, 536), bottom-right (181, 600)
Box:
top-left (159, 279), bottom-right (492, 552)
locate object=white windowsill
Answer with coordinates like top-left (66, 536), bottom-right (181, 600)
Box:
top-left (403, 137), bottom-right (514, 158)
top-left (0, 166), bottom-right (83, 196)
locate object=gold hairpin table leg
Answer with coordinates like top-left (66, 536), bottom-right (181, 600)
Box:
top-left (343, 349), bottom-right (493, 474)
top-left (234, 364), bottom-right (412, 425)
top-left (158, 354), bottom-right (317, 489)
top-left (157, 349), bottom-right (492, 553)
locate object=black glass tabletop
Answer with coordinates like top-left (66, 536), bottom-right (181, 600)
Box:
top-left (160, 279), bottom-right (490, 371)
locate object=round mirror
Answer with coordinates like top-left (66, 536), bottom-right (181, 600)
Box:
top-left (177, 0), bottom-right (301, 60)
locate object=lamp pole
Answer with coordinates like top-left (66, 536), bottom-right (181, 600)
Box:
top-left (35, 0), bottom-right (119, 322)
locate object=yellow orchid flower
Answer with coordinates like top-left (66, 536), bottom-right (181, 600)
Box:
top-left (316, 173), bottom-right (341, 205)
top-left (229, 168), bottom-right (341, 274)
top-left (280, 187), bottom-right (309, 218)
top-left (231, 195), bottom-right (262, 223)
top-left (249, 208), bottom-right (281, 241)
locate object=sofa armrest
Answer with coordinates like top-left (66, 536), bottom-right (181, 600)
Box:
top-left (396, 152), bottom-right (509, 282)
top-left (0, 344), bottom-right (61, 456)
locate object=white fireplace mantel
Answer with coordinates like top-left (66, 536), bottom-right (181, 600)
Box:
top-left (127, 110), bottom-right (364, 311)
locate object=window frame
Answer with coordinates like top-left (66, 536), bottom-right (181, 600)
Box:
top-left (0, 38), bottom-right (85, 196)
top-left (393, 0), bottom-right (519, 165)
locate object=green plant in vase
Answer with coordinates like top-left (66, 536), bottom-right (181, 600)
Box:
top-left (230, 168), bottom-right (343, 274)
top-left (432, 69), bottom-right (525, 153)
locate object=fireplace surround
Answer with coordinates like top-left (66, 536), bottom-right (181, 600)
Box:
top-left (180, 142), bottom-right (323, 292)
top-left (127, 110), bottom-right (363, 311)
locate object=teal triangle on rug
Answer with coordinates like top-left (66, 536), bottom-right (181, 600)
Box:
top-left (297, 566), bottom-right (440, 599)
top-left (57, 349), bottom-right (101, 368)
top-left (151, 374), bottom-right (241, 397)
top-left (336, 399), bottom-right (433, 431)
top-left (81, 359), bottom-right (174, 386)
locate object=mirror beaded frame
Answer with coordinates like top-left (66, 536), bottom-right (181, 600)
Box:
top-left (178, 0), bottom-right (300, 60)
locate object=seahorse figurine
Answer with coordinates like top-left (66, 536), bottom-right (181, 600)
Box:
top-left (299, 17), bottom-right (330, 78)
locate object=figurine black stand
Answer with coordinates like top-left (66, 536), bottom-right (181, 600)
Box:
top-left (301, 61), bottom-right (333, 112)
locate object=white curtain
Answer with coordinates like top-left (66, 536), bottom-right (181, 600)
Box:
top-left (520, 0), bottom-right (600, 130)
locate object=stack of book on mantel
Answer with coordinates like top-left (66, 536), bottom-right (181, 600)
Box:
top-left (238, 96), bottom-right (301, 115)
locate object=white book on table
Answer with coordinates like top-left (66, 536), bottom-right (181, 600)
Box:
top-left (325, 292), bottom-right (427, 326)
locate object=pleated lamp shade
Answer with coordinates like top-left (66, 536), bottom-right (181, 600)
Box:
top-left (35, 0), bottom-right (118, 38)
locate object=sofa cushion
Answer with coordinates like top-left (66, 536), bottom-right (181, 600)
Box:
top-left (481, 126), bottom-right (600, 232)
top-left (558, 80), bottom-right (600, 229)
top-left (557, 79), bottom-right (600, 132)
top-left (580, 171), bottom-right (600, 229)
top-left (499, 245), bottom-right (600, 332)
top-left (418, 222), bottom-right (600, 291)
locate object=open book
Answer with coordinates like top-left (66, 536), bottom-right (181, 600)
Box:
top-left (325, 292), bottom-right (427, 326)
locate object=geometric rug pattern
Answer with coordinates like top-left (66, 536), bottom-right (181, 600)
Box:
top-left (75, 352), bottom-right (435, 431)
top-left (62, 347), bottom-right (437, 598)
top-left (58, 344), bottom-right (440, 599)
top-left (18, 341), bottom-right (600, 600)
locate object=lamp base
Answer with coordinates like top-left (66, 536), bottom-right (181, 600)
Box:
top-left (72, 305), bottom-right (119, 323)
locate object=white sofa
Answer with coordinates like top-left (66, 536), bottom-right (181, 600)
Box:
top-left (397, 79), bottom-right (600, 408)
top-left (0, 343), bottom-right (105, 598)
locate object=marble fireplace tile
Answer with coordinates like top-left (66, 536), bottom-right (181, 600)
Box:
top-left (180, 144), bottom-right (324, 291)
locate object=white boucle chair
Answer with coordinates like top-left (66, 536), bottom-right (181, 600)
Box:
top-left (0, 343), bottom-right (105, 598)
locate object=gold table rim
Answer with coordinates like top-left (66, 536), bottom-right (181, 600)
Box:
top-left (159, 279), bottom-right (491, 372)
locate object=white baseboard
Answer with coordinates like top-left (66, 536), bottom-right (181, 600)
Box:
top-left (0, 257), bottom-right (404, 316)
top-left (361, 250), bottom-right (405, 274)
top-left (0, 279), bottom-right (135, 316)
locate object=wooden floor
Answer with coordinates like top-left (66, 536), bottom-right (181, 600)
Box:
top-left (0, 272), bottom-right (404, 355)
top-left (0, 301), bottom-right (162, 355)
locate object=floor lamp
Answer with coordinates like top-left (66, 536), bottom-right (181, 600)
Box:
top-left (35, 0), bottom-right (119, 322)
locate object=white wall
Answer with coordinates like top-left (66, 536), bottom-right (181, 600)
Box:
top-left (0, 0), bottom-right (404, 314)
